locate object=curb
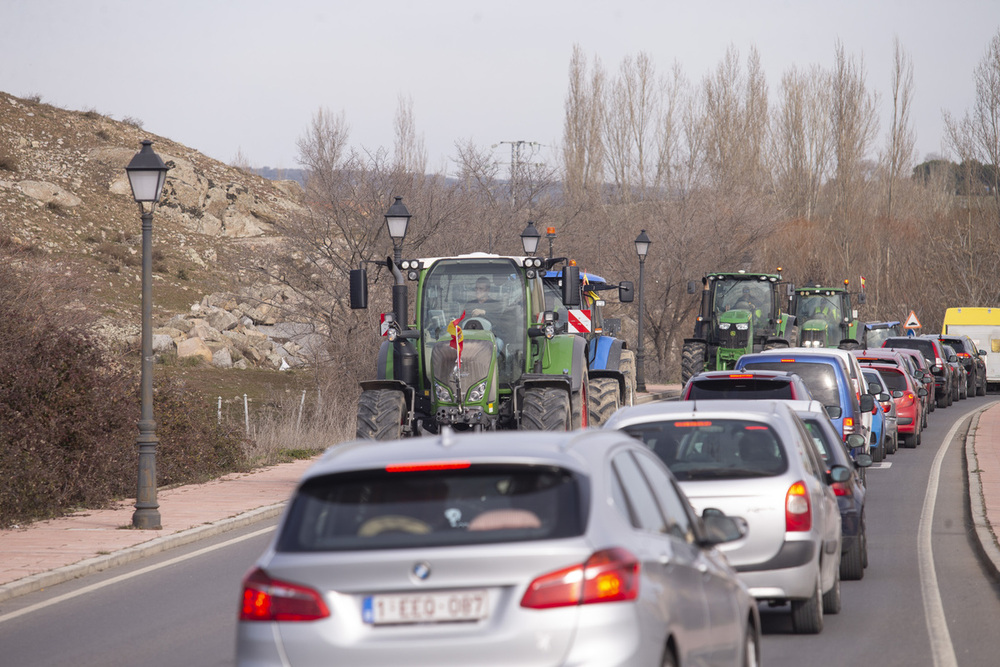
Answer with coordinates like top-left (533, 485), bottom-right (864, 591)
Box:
top-left (966, 407), bottom-right (1000, 580)
top-left (0, 502), bottom-right (286, 603)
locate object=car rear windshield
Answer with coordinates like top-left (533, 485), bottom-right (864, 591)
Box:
top-left (872, 367), bottom-right (907, 391)
top-left (275, 464), bottom-right (585, 552)
top-left (940, 337), bottom-right (969, 353)
top-left (739, 360), bottom-right (840, 408)
top-left (687, 377), bottom-right (794, 400)
top-left (885, 338), bottom-right (935, 362)
top-left (622, 419), bottom-right (788, 481)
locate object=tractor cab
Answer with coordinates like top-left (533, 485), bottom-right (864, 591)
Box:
top-left (791, 283), bottom-right (863, 348)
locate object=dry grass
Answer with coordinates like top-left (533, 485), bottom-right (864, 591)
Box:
top-left (239, 390), bottom-right (357, 466)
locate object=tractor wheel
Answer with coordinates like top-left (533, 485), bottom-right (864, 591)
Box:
top-left (520, 387), bottom-right (571, 431)
top-left (619, 349), bottom-right (637, 406)
top-left (571, 368), bottom-right (590, 429)
top-left (681, 342), bottom-right (707, 385)
top-left (356, 389), bottom-right (406, 440)
top-left (588, 377), bottom-right (621, 427)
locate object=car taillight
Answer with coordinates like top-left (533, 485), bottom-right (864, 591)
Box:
top-left (898, 392), bottom-right (916, 407)
top-left (785, 481), bottom-right (812, 532)
top-left (881, 402), bottom-right (891, 413)
top-left (520, 548), bottom-right (639, 609)
top-left (831, 481), bottom-right (852, 497)
top-left (240, 567), bottom-right (330, 622)
top-left (843, 417), bottom-right (854, 434)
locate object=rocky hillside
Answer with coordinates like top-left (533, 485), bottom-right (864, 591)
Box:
top-left (0, 91), bottom-right (316, 369)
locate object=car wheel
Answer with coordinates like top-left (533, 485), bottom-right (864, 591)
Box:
top-left (742, 623), bottom-right (760, 667)
top-left (978, 374), bottom-right (987, 397)
top-left (841, 534), bottom-right (865, 580)
top-left (861, 515), bottom-right (869, 568)
top-left (822, 566), bottom-right (842, 614)
top-left (916, 429), bottom-right (922, 446)
top-left (791, 573), bottom-right (824, 634)
top-left (903, 432), bottom-right (917, 448)
top-left (889, 434), bottom-right (898, 454)
top-left (872, 436), bottom-right (884, 463)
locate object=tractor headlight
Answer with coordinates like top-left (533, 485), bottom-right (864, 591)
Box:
top-left (719, 323), bottom-right (731, 330)
top-left (735, 322), bottom-right (749, 331)
top-left (435, 383), bottom-right (453, 402)
top-left (468, 381), bottom-right (487, 403)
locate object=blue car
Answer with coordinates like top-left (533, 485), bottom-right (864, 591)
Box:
top-left (735, 349), bottom-right (875, 457)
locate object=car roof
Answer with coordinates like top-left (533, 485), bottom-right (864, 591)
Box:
top-left (688, 369), bottom-right (801, 380)
top-left (605, 398), bottom-right (806, 432)
top-left (304, 429), bottom-right (635, 480)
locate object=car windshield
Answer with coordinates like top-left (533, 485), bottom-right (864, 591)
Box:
top-left (687, 377), bottom-right (796, 400)
top-left (420, 258), bottom-right (527, 385)
top-left (739, 361), bottom-right (840, 409)
top-left (622, 419), bottom-right (788, 481)
top-left (276, 464), bottom-right (585, 552)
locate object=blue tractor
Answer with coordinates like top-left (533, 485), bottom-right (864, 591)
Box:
top-left (542, 265), bottom-right (635, 424)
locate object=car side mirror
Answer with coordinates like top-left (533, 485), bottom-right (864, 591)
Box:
top-left (878, 392), bottom-right (890, 402)
top-left (892, 390), bottom-right (904, 398)
top-left (846, 433), bottom-right (866, 449)
top-left (859, 394), bottom-right (875, 412)
top-left (700, 508), bottom-right (747, 545)
top-left (828, 465), bottom-right (851, 483)
top-left (853, 453), bottom-right (873, 468)
top-left (918, 387), bottom-right (928, 396)
top-left (826, 406), bottom-right (843, 419)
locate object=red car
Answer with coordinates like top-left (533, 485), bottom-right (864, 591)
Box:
top-left (680, 369), bottom-right (814, 401)
top-left (859, 362), bottom-right (925, 448)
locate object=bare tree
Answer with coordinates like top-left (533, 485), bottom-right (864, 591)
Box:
top-left (562, 45), bottom-right (606, 205)
top-left (602, 52), bottom-right (661, 202)
top-left (884, 36), bottom-right (916, 223)
top-left (393, 94), bottom-right (427, 175)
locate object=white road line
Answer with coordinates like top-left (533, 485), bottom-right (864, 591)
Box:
top-left (0, 526), bottom-right (274, 625)
top-left (919, 417), bottom-right (963, 667)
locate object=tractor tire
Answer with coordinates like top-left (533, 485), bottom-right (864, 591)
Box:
top-left (681, 341), bottom-right (707, 385)
top-left (619, 349), bottom-right (637, 407)
top-left (520, 387), bottom-right (571, 431)
top-left (588, 377), bottom-right (621, 427)
top-left (356, 389), bottom-right (406, 440)
top-left (571, 368), bottom-right (590, 429)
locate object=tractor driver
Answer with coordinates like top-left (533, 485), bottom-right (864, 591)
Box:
top-left (734, 286), bottom-right (763, 323)
top-left (464, 276), bottom-right (501, 320)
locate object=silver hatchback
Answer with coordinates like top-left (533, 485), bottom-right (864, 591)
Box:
top-left (605, 399), bottom-right (848, 634)
top-left (236, 429), bottom-right (760, 666)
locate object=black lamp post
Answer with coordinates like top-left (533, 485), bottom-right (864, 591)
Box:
top-left (384, 196), bottom-right (411, 265)
top-left (634, 230), bottom-right (651, 393)
top-left (125, 140), bottom-right (168, 530)
top-left (520, 220), bottom-right (541, 256)
top-left (546, 226), bottom-right (557, 259)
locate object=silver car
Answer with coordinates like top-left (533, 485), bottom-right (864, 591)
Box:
top-left (236, 429), bottom-right (760, 666)
top-left (605, 399), bottom-right (848, 634)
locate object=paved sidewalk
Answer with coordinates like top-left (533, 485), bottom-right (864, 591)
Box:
top-left (0, 382), bottom-right (684, 604)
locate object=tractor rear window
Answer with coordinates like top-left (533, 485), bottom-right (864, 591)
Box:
top-left (687, 378), bottom-right (795, 400)
top-left (276, 465), bottom-right (585, 552)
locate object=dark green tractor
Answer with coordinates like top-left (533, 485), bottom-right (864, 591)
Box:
top-left (681, 270), bottom-right (796, 384)
top-left (790, 282), bottom-right (865, 349)
top-left (350, 252), bottom-right (591, 439)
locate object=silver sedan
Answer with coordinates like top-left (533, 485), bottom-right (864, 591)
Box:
top-left (236, 429), bottom-right (759, 666)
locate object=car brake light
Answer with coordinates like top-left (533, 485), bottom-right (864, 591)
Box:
top-left (843, 417), bottom-right (854, 433)
top-left (831, 481), bottom-right (852, 497)
top-left (386, 461), bottom-right (472, 472)
top-left (240, 568), bottom-right (330, 622)
top-left (674, 420), bottom-right (712, 427)
top-left (728, 374), bottom-right (753, 378)
top-left (882, 402), bottom-right (891, 413)
top-left (520, 548), bottom-right (639, 609)
top-left (958, 352), bottom-right (970, 358)
top-left (785, 481), bottom-right (812, 531)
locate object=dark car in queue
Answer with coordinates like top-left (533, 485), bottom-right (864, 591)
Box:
top-left (882, 336), bottom-right (954, 409)
top-left (236, 429), bottom-right (760, 667)
top-left (681, 368), bottom-right (814, 401)
top-left (932, 333), bottom-right (988, 397)
top-left (786, 400), bottom-right (871, 581)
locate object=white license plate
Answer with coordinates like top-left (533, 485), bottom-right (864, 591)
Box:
top-left (362, 590), bottom-right (489, 625)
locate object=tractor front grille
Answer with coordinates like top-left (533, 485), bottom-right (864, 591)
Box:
top-left (718, 326), bottom-right (750, 350)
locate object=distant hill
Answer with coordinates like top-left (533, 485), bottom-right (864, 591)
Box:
top-left (255, 166), bottom-right (307, 187)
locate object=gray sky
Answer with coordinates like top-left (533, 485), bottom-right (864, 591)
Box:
top-left (2, 0), bottom-right (997, 173)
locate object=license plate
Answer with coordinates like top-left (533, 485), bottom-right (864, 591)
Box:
top-left (362, 590), bottom-right (489, 625)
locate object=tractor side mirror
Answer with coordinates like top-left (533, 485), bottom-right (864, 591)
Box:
top-left (350, 268), bottom-right (368, 309)
top-left (619, 281), bottom-right (634, 303)
top-left (687, 280), bottom-right (697, 294)
top-left (857, 293), bottom-right (867, 304)
top-left (562, 265), bottom-right (581, 307)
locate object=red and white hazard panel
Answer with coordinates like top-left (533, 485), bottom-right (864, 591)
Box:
top-left (566, 309), bottom-right (592, 333)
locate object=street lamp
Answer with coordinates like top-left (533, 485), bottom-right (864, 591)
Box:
top-left (384, 196), bottom-right (411, 265)
top-left (520, 220), bottom-right (541, 255)
top-left (634, 230), bottom-right (651, 393)
top-left (546, 226), bottom-right (557, 259)
top-left (125, 140), bottom-right (168, 530)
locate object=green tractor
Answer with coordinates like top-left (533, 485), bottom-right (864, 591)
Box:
top-left (790, 281), bottom-right (865, 349)
top-left (350, 252), bottom-right (592, 439)
top-left (681, 270), bottom-right (796, 384)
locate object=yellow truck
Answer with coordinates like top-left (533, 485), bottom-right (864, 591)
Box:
top-left (942, 307), bottom-right (1000, 389)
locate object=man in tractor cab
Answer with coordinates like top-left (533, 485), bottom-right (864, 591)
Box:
top-left (464, 276), bottom-right (502, 320)
top-left (734, 286), bottom-right (763, 324)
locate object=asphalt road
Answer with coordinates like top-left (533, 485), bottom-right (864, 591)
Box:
top-left (2, 399), bottom-right (1000, 666)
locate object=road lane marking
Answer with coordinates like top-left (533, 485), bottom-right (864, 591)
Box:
top-left (919, 417), bottom-right (963, 667)
top-left (0, 526), bottom-right (274, 625)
